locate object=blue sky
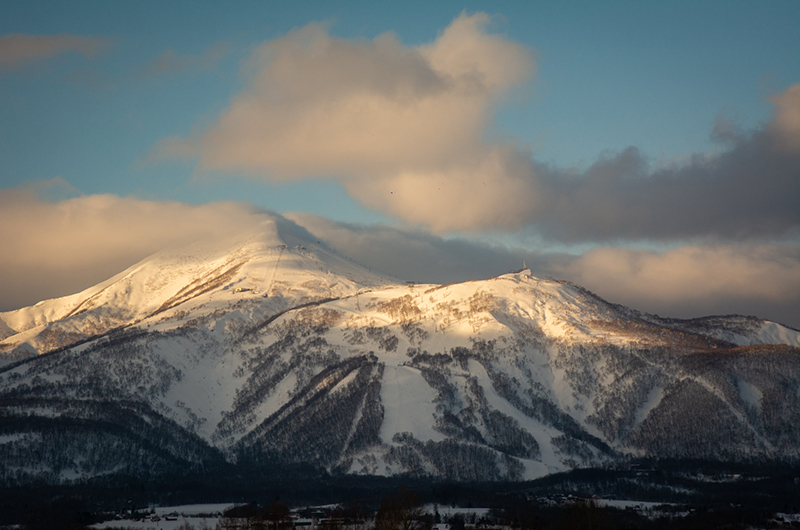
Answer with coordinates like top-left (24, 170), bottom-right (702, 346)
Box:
top-left (1, 1), bottom-right (799, 326)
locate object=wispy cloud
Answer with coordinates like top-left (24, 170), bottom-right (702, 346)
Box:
top-left (140, 42), bottom-right (229, 77)
top-left (0, 33), bottom-right (109, 71)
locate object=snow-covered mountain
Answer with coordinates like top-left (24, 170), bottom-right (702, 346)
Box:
top-left (1, 213), bottom-right (799, 485)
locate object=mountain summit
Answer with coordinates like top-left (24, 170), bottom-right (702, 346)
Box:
top-left (1, 213), bottom-right (799, 485)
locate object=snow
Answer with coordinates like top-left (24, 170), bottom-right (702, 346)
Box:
top-left (0, 433), bottom-right (27, 444)
top-left (94, 515), bottom-right (217, 529)
top-left (0, 318), bottom-right (16, 340)
top-left (379, 365), bottom-right (444, 444)
top-left (426, 505), bottom-right (491, 518)
top-left (593, 499), bottom-right (671, 511)
top-left (737, 378), bottom-right (763, 410)
top-left (634, 386), bottom-right (664, 426)
top-left (672, 316), bottom-right (800, 348)
top-left (0, 219), bottom-right (390, 358)
top-left (157, 339), bottom-right (238, 439)
top-left (466, 359), bottom-right (562, 478)
top-left (152, 504), bottom-right (234, 516)
top-left (93, 503), bottom-right (495, 530)
top-left (758, 321), bottom-right (800, 347)
top-left (774, 513), bottom-right (800, 524)
top-left (92, 504), bottom-right (235, 528)
top-left (4, 214), bottom-right (800, 484)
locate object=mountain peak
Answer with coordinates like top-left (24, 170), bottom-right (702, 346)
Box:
top-left (0, 213), bottom-right (391, 358)
top-left (1, 221), bottom-right (799, 485)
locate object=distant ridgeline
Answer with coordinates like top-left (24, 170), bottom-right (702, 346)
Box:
top-left (1, 215), bottom-right (799, 487)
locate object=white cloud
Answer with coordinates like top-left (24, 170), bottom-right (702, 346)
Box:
top-left (155, 12), bottom-right (541, 232)
top-left (345, 146), bottom-right (546, 232)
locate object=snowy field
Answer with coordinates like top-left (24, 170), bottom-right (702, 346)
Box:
top-left (92, 503), bottom-right (233, 529)
top-left (424, 505), bottom-right (491, 518)
top-left (93, 503), bottom-right (496, 530)
top-left (93, 516), bottom-right (218, 529)
top-left (593, 499), bottom-right (669, 511)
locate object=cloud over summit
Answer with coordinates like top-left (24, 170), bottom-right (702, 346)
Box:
top-left (0, 187), bottom-right (271, 312)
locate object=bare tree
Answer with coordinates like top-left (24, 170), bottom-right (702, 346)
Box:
top-left (375, 487), bottom-right (425, 530)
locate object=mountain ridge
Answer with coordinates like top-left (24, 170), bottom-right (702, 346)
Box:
top-left (1, 213), bottom-right (799, 485)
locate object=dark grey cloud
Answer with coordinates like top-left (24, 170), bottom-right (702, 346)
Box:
top-left (529, 83), bottom-right (800, 242)
top-left (534, 115), bottom-right (800, 241)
